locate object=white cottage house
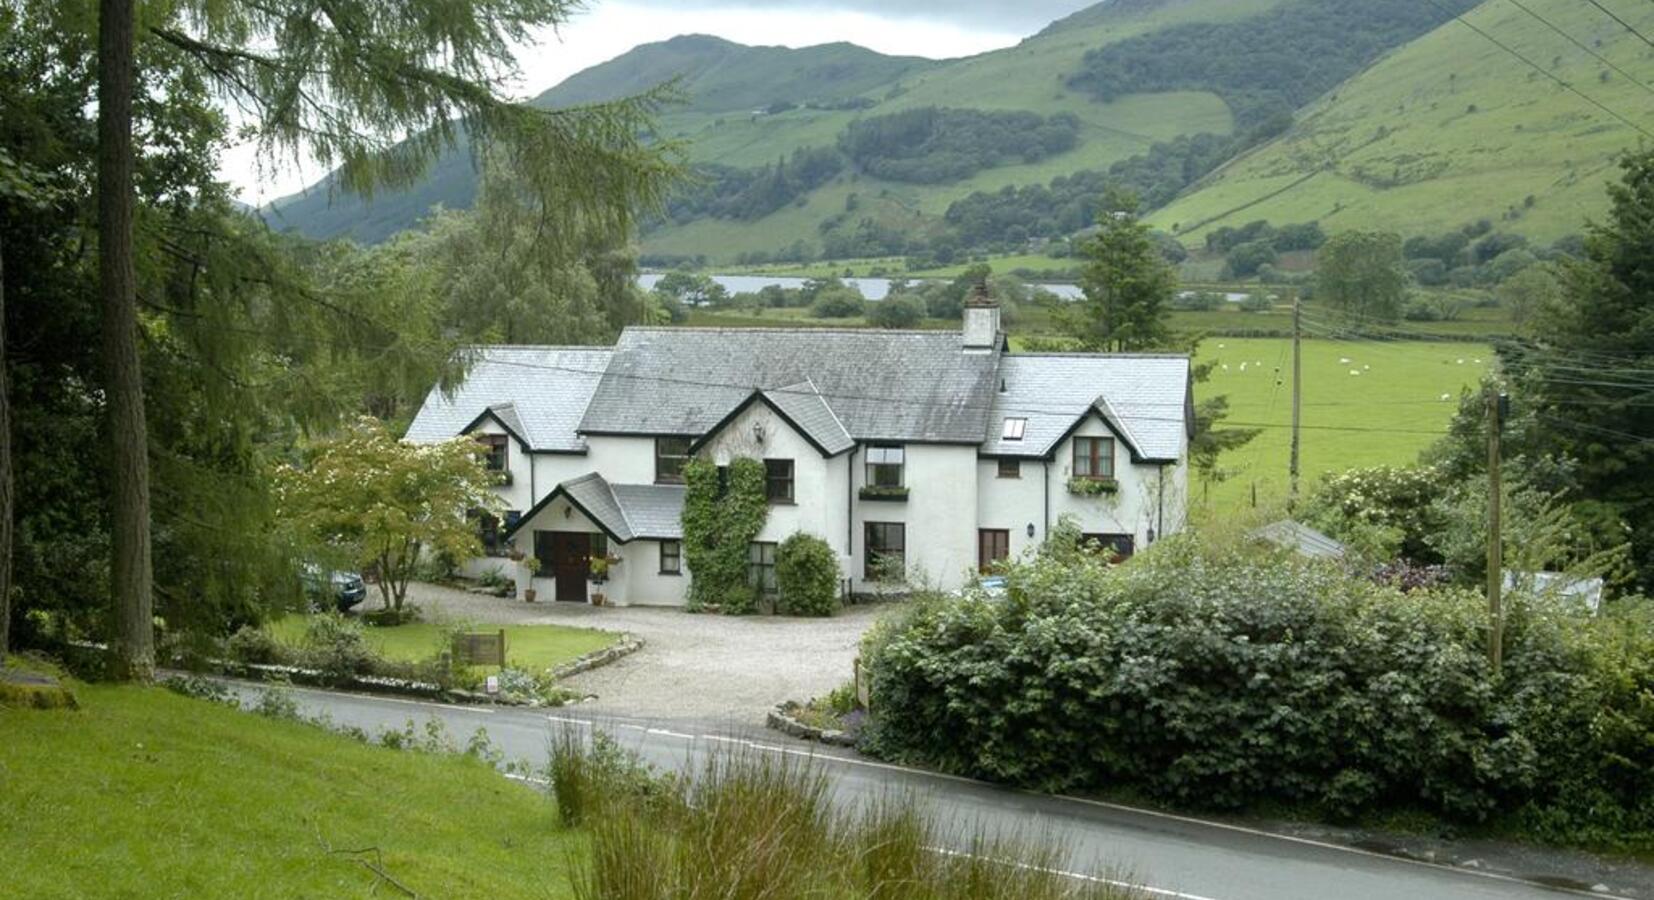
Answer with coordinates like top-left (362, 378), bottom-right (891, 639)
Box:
top-left (404, 299), bottom-right (1193, 606)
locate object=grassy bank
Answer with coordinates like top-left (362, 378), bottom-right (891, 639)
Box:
top-left (0, 684), bottom-right (576, 898)
top-left (268, 614), bottom-right (617, 673)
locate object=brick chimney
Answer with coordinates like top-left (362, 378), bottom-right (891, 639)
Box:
top-left (962, 279), bottom-right (1000, 351)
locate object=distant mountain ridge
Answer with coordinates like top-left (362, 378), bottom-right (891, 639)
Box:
top-left (262, 0), bottom-right (1650, 259)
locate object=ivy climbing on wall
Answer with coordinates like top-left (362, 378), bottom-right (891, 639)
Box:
top-left (681, 457), bottom-right (769, 614)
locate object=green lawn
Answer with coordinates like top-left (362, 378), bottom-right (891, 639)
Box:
top-left (269, 615), bottom-right (617, 673)
top-left (0, 684), bottom-right (577, 898)
top-left (1192, 337), bottom-right (1490, 511)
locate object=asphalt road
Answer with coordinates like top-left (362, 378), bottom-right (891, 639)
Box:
top-left (218, 681), bottom-right (1647, 900)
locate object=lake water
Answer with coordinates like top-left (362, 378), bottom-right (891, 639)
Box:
top-left (636, 273), bottom-right (1254, 304)
top-left (637, 272), bottom-right (1084, 301)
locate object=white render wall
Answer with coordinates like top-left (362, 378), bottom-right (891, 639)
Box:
top-left (1042, 415), bottom-right (1186, 551)
top-left (463, 405), bottom-right (1187, 605)
top-left (850, 444), bottom-right (980, 593)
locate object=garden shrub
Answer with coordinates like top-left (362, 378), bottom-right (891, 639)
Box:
top-left (297, 612), bottom-right (377, 685)
top-left (859, 536), bottom-right (1654, 846)
top-left (775, 533), bottom-right (840, 617)
top-left (227, 625), bottom-right (282, 665)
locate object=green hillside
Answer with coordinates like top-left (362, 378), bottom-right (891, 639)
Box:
top-left (264, 0), bottom-right (1270, 247)
top-left (1150, 0), bottom-right (1654, 244)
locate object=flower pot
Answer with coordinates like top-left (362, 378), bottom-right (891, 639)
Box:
top-left (523, 588), bottom-right (537, 603)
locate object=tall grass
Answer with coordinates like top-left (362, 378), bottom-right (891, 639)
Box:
top-left (554, 730), bottom-right (1137, 900)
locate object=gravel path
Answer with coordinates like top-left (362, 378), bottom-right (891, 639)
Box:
top-left (403, 582), bottom-right (885, 726)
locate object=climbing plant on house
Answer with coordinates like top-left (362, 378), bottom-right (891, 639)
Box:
top-left (681, 457), bottom-right (768, 614)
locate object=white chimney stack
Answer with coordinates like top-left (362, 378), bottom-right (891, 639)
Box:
top-left (962, 280), bottom-right (1000, 351)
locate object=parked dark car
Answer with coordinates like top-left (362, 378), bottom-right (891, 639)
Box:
top-left (300, 563), bottom-right (367, 612)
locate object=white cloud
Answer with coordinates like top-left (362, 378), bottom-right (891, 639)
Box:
top-left (219, 1), bottom-right (1035, 203)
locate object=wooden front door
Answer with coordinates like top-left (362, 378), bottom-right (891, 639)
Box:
top-left (537, 531), bottom-right (591, 603)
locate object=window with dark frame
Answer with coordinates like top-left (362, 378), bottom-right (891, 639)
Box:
top-left (1082, 533), bottom-right (1135, 562)
top-left (765, 459), bottom-right (795, 503)
top-left (864, 522), bottom-right (906, 579)
top-left (996, 457), bottom-right (1020, 479)
top-left (590, 533), bottom-right (609, 561)
top-left (749, 542), bottom-right (778, 594)
top-left (478, 433), bottom-right (509, 471)
top-left (659, 540), bottom-right (682, 575)
top-left (655, 437), bottom-right (692, 484)
top-left (978, 529), bottom-right (1010, 573)
top-left (865, 445), bottom-right (904, 487)
top-left (1073, 436), bottom-right (1115, 479)
top-left (476, 511), bottom-right (503, 556)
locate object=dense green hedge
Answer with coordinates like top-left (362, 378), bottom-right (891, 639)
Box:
top-left (776, 533), bottom-right (839, 617)
top-left (860, 537), bottom-right (1654, 847)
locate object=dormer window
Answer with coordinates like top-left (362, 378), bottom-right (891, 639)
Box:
top-left (477, 434), bottom-right (508, 471)
top-left (1002, 418), bottom-right (1027, 441)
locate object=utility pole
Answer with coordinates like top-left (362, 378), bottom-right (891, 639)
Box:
top-left (1289, 293), bottom-right (1302, 508)
top-left (1486, 388), bottom-right (1505, 674)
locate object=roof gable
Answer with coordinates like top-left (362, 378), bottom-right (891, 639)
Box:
top-left (983, 354), bottom-right (1190, 462)
top-left (406, 347), bottom-right (612, 453)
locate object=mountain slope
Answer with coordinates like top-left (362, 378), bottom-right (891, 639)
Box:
top-left (263, 0), bottom-right (1267, 247)
top-left (1148, 0), bottom-right (1654, 243)
top-left (262, 35), bottom-right (932, 243)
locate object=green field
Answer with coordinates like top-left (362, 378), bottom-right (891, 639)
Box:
top-left (0, 684), bottom-right (577, 898)
top-left (1152, 0), bottom-right (1654, 245)
top-left (269, 615), bottom-right (617, 673)
top-left (1192, 337), bottom-right (1490, 511)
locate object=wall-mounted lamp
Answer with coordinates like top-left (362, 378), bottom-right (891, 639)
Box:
top-left (1026, 523), bottom-right (1037, 539)
top-left (563, 505), bottom-right (572, 519)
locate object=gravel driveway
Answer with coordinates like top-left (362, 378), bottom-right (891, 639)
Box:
top-left (402, 582), bottom-right (885, 726)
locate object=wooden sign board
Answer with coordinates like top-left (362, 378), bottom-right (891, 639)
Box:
top-left (452, 630), bottom-right (506, 667)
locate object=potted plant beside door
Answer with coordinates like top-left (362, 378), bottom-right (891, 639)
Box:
top-left (588, 557), bottom-right (610, 607)
top-left (520, 557), bottom-right (544, 603)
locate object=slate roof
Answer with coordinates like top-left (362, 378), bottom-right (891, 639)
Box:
top-left (982, 355), bottom-right (1191, 461)
top-left (1251, 520), bottom-right (1348, 559)
top-left (579, 328), bottom-right (999, 444)
top-left (405, 347), bottom-right (613, 453)
top-left (505, 473), bottom-right (685, 543)
top-left (406, 330), bottom-right (1191, 464)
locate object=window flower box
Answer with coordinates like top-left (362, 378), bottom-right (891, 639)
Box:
top-left (859, 485), bottom-right (909, 502)
top-left (492, 470), bottom-right (514, 487)
top-left (1067, 476), bottom-right (1119, 496)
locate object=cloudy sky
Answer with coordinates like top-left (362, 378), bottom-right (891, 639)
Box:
top-left (221, 0), bottom-right (1099, 204)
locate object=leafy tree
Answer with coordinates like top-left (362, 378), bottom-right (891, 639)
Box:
top-left (274, 419), bottom-right (500, 613)
top-left (1496, 265), bottom-right (1559, 327)
top-left (810, 287), bottom-right (866, 319)
top-left (1061, 195), bottom-right (1174, 352)
top-left (4, 0), bottom-right (676, 679)
top-left (1225, 240), bottom-right (1278, 278)
top-left (1315, 231), bottom-right (1408, 323)
top-left (867, 295), bottom-right (924, 329)
top-left (1515, 150), bottom-right (1654, 589)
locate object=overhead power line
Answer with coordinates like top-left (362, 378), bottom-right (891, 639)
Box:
top-left (1581, 0), bottom-right (1654, 50)
top-left (1421, 0), bottom-right (1654, 139)
top-left (1503, 0), bottom-right (1654, 97)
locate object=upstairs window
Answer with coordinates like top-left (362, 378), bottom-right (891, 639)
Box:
top-left (1073, 436), bottom-right (1115, 480)
top-left (478, 433), bottom-right (509, 471)
top-left (997, 458), bottom-right (1021, 479)
top-left (1002, 418), bottom-right (1027, 441)
top-left (865, 445), bottom-right (905, 488)
top-left (655, 437), bottom-right (692, 484)
top-left (765, 459), bottom-right (795, 503)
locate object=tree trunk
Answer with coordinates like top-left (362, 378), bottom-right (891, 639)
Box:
top-left (0, 230), bottom-right (11, 664)
top-left (99, 0), bottom-right (153, 681)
